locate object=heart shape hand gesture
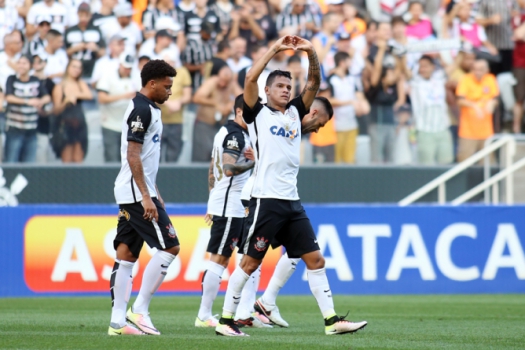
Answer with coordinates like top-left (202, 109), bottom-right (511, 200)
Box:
top-left (273, 35), bottom-right (314, 53)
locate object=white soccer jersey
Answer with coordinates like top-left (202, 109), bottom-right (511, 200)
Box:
top-left (243, 96), bottom-right (308, 200)
top-left (114, 93), bottom-right (163, 204)
top-left (207, 120), bottom-right (251, 218)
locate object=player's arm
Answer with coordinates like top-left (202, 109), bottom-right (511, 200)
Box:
top-left (126, 106), bottom-right (158, 222)
top-left (295, 36), bottom-right (321, 110)
top-left (222, 153), bottom-right (254, 177)
top-left (208, 158), bottom-right (215, 192)
top-left (244, 35), bottom-right (295, 108)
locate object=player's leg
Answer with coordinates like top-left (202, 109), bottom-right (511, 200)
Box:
top-left (215, 198), bottom-right (284, 336)
top-left (127, 199), bottom-right (181, 335)
top-left (255, 252), bottom-right (299, 327)
top-left (196, 216), bottom-right (243, 327)
top-left (108, 208), bottom-right (145, 335)
top-left (284, 201), bottom-right (367, 335)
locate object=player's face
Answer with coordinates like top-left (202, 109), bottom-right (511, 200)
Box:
top-left (301, 109), bottom-right (329, 134)
top-left (152, 76), bottom-right (173, 104)
top-left (266, 76), bottom-right (292, 107)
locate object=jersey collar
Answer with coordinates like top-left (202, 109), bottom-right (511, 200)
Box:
top-left (228, 119), bottom-right (247, 132)
top-left (137, 92), bottom-right (160, 109)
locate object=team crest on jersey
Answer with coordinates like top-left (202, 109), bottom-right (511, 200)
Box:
top-left (254, 237), bottom-right (269, 252)
top-left (230, 238), bottom-right (239, 251)
top-left (244, 207), bottom-right (249, 217)
top-left (226, 136), bottom-right (240, 151)
top-left (166, 223), bottom-right (177, 238)
top-left (118, 209), bottom-right (130, 221)
top-left (131, 116), bottom-right (145, 133)
top-left (270, 125), bottom-right (299, 140)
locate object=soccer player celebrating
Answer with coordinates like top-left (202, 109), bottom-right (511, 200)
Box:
top-left (196, 94), bottom-right (268, 328)
top-left (215, 36), bottom-right (368, 336)
top-left (110, 60), bottom-right (179, 336)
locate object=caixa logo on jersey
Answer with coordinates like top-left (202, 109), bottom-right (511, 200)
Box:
top-left (270, 126), bottom-right (299, 140)
top-left (152, 134), bottom-right (160, 143)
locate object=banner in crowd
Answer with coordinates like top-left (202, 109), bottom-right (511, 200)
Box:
top-left (0, 205), bottom-right (524, 296)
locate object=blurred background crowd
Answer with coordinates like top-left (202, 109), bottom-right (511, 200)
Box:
top-left (0, 0), bottom-right (524, 165)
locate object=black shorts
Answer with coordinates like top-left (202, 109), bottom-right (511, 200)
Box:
top-left (242, 198), bottom-right (320, 259)
top-left (115, 198), bottom-right (180, 258)
top-left (207, 216), bottom-right (244, 257)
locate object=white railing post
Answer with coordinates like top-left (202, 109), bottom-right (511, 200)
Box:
top-left (505, 139), bottom-right (515, 205)
top-left (492, 183), bottom-right (499, 204)
top-left (438, 183), bottom-right (446, 204)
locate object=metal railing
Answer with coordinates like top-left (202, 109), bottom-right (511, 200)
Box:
top-left (399, 134), bottom-right (520, 206)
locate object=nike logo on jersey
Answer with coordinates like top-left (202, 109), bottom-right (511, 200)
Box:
top-left (314, 240), bottom-right (318, 244)
top-left (270, 125), bottom-right (299, 140)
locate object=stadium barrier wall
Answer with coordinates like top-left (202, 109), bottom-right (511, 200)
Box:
top-left (0, 165), bottom-right (492, 203)
top-left (1, 204), bottom-right (524, 297)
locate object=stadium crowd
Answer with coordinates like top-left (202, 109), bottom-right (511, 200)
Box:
top-left (0, 0), bottom-right (524, 165)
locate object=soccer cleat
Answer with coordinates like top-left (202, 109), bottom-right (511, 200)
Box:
top-left (126, 307), bottom-right (161, 335)
top-left (254, 299), bottom-right (289, 327)
top-left (195, 315), bottom-right (219, 328)
top-left (108, 322), bottom-right (145, 335)
top-left (252, 311), bottom-right (273, 326)
top-left (215, 317), bottom-right (249, 336)
top-left (324, 314), bottom-right (367, 335)
top-left (235, 314), bottom-right (273, 328)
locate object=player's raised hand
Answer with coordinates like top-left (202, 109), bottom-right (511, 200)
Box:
top-left (292, 36), bottom-right (314, 53)
top-left (272, 35), bottom-right (296, 53)
top-left (142, 197), bottom-right (159, 222)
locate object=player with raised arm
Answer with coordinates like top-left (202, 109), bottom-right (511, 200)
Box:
top-left (110, 60), bottom-right (179, 336)
top-left (215, 35), bottom-right (368, 337)
top-left (195, 94), bottom-right (272, 328)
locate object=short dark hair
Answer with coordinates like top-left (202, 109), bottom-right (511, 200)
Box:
top-left (218, 39), bottom-right (230, 53)
top-left (419, 55), bottom-right (434, 65)
top-left (322, 11), bottom-right (338, 25)
top-left (287, 54), bottom-right (301, 65)
top-left (391, 16), bottom-right (406, 27)
top-left (234, 93), bottom-right (261, 114)
top-left (138, 55), bottom-right (151, 63)
top-left (314, 96), bottom-right (334, 120)
top-left (19, 54), bottom-right (33, 66)
top-left (250, 43), bottom-right (266, 57)
top-left (266, 70), bottom-right (292, 87)
top-left (367, 19), bottom-right (378, 29)
top-left (141, 59), bottom-right (177, 87)
top-left (334, 51), bottom-right (350, 67)
top-left (408, 1), bottom-right (423, 10)
top-left (47, 29), bottom-right (62, 39)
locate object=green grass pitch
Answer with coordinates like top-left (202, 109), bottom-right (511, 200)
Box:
top-left (0, 295), bottom-right (524, 350)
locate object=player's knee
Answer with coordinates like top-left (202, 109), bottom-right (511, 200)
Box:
top-left (210, 253), bottom-right (230, 268)
top-left (240, 256), bottom-right (261, 275)
top-left (303, 252), bottom-right (325, 270)
top-left (115, 243), bottom-right (138, 262)
top-left (165, 245), bottom-right (180, 257)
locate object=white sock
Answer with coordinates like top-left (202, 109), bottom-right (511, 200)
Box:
top-left (197, 261), bottom-right (225, 321)
top-left (307, 268), bottom-right (336, 319)
top-left (133, 250), bottom-right (175, 315)
top-left (110, 259), bottom-right (134, 326)
top-left (261, 253), bottom-right (298, 306)
top-left (236, 266), bottom-right (261, 319)
top-left (222, 266), bottom-right (250, 318)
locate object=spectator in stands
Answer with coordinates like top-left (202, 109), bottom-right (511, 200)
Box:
top-left (91, 33), bottom-right (125, 87)
top-left (266, 38), bottom-right (291, 71)
top-left (208, 39), bottom-right (231, 78)
top-left (391, 16), bottom-right (419, 74)
top-left (51, 58), bottom-right (93, 163)
top-left (43, 29), bottom-right (68, 84)
top-left (0, 0), bottom-right (21, 51)
top-left (28, 15), bottom-right (52, 57)
top-left (159, 57), bottom-right (192, 163)
top-left (228, 1), bottom-right (267, 56)
top-left (326, 0), bottom-right (344, 14)
top-left (227, 37), bottom-right (252, 73)
top-left (26, 0), bottom-right (69, 37)
top-left (139, 16), bottom-right (183, 66)
top-left (410, 55), bottom-right (453, 165)
top-left (96, 53), bottom-right (136, 162)
top-left (0, 31), bottom-right (23, 92)
top-left (210, 0), bottom-right (234, 39)
top-left (177, 0), bottom-right (196, 17)
top-left (310, 83), bottom-right (337, 163)
top-left (191, 65), bottom-right (242, 162)
top-left (405, 1), bottom-right (434, 41)
top-left (113, 2), bottom-right (143, 56)
top-left (32, 52), bottom-right (56, 163)
top-left (276, 0), bottom-right (322, 39)
top-left (142, 0), bottom-right (180, 40)
top-left (363, 21), bottom-right (397, 93)
top-left (237, 44), bottom-right (271, 102)
top-left (312, 11), bottom-right (343, 82)
top-left (477, 0), bottom-right (517, 76)
top-left (250, 0), bottom-right (279, 45)
top-left (288, 54), bottom-right (306, 99)
top-left (456, 59), bottom-right (499, 162)
top-left (328, 51), bottom-right (370, 164)
top-left (65, 3), bottom-right (106, 83)
top-left (132, 55), bottom-right (150, 90)
top-left (343, 1), bottom-right (366, 39)
top-left (513, 0), bottom-right (525, 134)
top-left (182, 0), bottom-right (222, 42)
top-left (182, 22), bottom-right (215, 92)
top-left (90, 0), bottom-right (118, 43)
top-left (4, 55), bottom-right (51, 163)
top-left (330, 32), bottom-right (366, 77)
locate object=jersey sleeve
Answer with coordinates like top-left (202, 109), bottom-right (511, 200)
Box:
top-left (4, 75), bottom-right (15, 96)
top-left (38, 79), bottom-right (48, 97)
top-left (126, 104), bottom-right (152, 144)
top-left (96, 73), bottom-right (110, 93)
top-left (222, 130), bottom-right (246, 157)
top-left (243, 98), bottom-right (264, 124)
top-left (286, 96), bottom-right (310, 121)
